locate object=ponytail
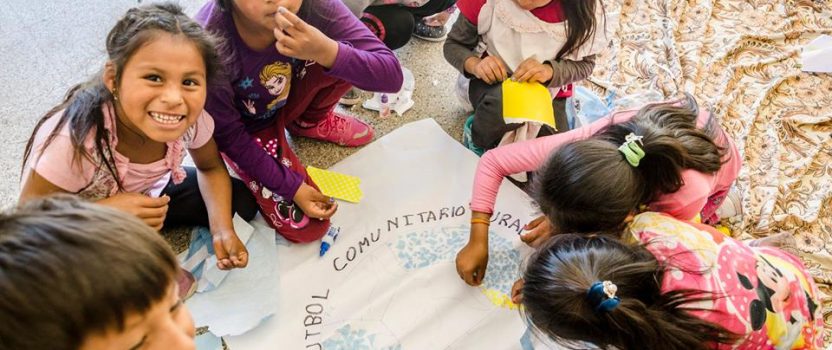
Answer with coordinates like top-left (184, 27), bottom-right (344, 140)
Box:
top-left (533, 94), bottom-right (726, 232)
top-left (520, 234), bottom-right (737, 350)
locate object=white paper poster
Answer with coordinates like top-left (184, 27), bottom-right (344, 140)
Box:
top-left (224, 119), bottom-right (559, 349)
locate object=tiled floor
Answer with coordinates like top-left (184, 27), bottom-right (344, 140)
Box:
top-left (0, 0), bottom-right (466, 207)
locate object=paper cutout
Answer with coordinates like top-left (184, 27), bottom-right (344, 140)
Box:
top-left (801, 35), bottom-right (832, 73)
top-left (306, 166), bottom-right (363, 203)
top-left (502, 80), bottom-right (555, 128)
top-left (179, 215), bottom-right (255, 293)
top-left (186, 220), bottom-right (280, 337)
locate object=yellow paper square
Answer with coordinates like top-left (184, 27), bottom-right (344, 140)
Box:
top-left (502, 80), bottom-right (555, 128)
top-left (306, 166), bottom-right (363, 203)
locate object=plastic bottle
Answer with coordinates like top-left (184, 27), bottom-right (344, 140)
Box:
top-left (379, 93), bottom-right (391, 119)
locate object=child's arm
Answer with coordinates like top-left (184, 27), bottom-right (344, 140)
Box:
top-left (20, 172), bottom-right (171, 231)
top-left (443, 15), bottom-right (479, 76)
top-left (512, 55), bottom-right (596, 86)
top-left (456, 211), bottom-right (491, 286)
top-left (206, 86), bottom-right (304, 199)
top-left (545, 55), bottom-right (597, 87)
top-left (188, 138), bottom-right (248, 270)
top-left (275, 1), bottom-right (403, 93)
top-left (470, 110), bottom-right (642, 214)
top-left (20, 131), bottom-right (170, 230)
top-left (444, 15), bottom-right (508, 84)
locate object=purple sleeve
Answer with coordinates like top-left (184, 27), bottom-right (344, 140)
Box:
top-left (310, 0), bottom-right (403, 93)
top-left (205, 83), bottom-right (304, 200)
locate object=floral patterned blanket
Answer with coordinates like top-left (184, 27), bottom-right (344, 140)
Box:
top-left (586, 0), bottom-right (832, 343)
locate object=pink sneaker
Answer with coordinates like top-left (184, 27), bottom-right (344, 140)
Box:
top-left (289, 111), bottom-right (374, 147)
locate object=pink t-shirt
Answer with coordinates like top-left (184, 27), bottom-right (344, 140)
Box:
top-left (24, 102), bottom-right (214, 200)
top-left (470, 106), bottom-right (742, 221)
top-left (628, 212), bottom-right (824, 349)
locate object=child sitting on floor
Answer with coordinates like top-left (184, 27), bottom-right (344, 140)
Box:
top-left (444, 0), bottom-right (609, 152)
top-left (515, 212), bottom-right (824, 350)
top-left (457, 95), bottom-right (741, 285)
top-left (196, 0), bottom-right (403, 242)
top-left (0, 196), bottom-right (196, 350)
top-left (20, 3), bottom-right (256, 272)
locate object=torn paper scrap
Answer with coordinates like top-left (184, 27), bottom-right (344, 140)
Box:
top-left (186, 219), bottom-right (280, 337)
top-left (179, 215), bottom-right (255, 293)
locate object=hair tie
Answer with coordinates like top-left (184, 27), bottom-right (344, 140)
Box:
top-left (618, 133), bottom-right (645, 167)
top-left (587, 280), bottom-right (621, 313)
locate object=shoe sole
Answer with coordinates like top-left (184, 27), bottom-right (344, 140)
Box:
top-left (412, 34), bottom-right (447, 42)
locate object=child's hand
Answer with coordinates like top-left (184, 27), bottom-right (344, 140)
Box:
top-left (520, 215), bottom-right (553, 248)
top-left (456, 239), bottom-right (489, 286)
top-left (212, 230), bottom-right (249, 270)
top-left (293, 182), bottom-right (338, 220)
top-left (472, 56), bottom-right (508, 84)
top-left (273, 6), bottom-right (339, 68)
top-left (98, 193), bottom-right (169, 231)
top-left (510, 278), bottom-right (525, 304)
top-left (512, 58), bottom-right (554, 84)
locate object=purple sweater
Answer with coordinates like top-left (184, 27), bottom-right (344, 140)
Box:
top-left (196, 1), bottom-right (403, 200)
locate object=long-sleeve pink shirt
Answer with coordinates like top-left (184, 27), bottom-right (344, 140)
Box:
top-left (470, 107), bottom-right (742, 221)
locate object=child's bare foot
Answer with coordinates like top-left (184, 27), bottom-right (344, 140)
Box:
top-left (213, 231), bottom-right (249, 270)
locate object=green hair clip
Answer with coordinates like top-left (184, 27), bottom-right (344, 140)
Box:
top-left (618, 133), bottom-right (645, 167)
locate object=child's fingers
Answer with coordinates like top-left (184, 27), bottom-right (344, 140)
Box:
top-left (140, 195), bottom-right (170, 208)
top-left (524, 216), bottom-right (545, 230)
top-left (474, 266), bottom-right (486, 285)
top-left (277, 6), bottom-right (306, 30)
top-left (136, 205), bottom-right (168, 219)
top-left (320, 200), bottom-right (338, 218)
top-left (519, 229), bottom-right (539, 245)
top-left (487, 63), bottom-right (503, 83)
top-left (497, 59), bottom-right (508, 81)
top-left (274, 11), bottom-right (294, 31)
top-left (232, 251), bottom-right (249, 268)
top-left (462, 270), bottom-right (477, 286)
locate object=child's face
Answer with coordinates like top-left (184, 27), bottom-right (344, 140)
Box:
top-left (107, 32), bottom-right (207, 144)
top-left (79, 284), bottom-right (195, 350)
top-left (513, 0), bottom-right (552, 10)
top-left (232, 0), bottom-right (302, 33)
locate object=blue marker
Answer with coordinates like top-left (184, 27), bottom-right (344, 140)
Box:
top-left (319, 226), bottom-right (340, 257)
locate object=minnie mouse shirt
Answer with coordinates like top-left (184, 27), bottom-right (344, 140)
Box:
top-left (629, 212), bottom-right (824, 349)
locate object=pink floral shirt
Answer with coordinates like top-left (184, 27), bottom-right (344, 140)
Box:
top-left (24, 102), bottom-right (214, 200)
top-left (628, 212), bottom-right (824, 349)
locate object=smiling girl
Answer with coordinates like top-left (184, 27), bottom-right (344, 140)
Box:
top-left (19, 3), bottom-right (256, 278)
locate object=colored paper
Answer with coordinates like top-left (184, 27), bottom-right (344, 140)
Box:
top-left (306, 166), bottom-right (363, 203)
top-left (502, 80), bottom-right (555, 128)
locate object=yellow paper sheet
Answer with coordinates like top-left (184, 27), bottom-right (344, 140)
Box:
top-left (306, 166), bottom-right (363, 203)
top-left (501, 80), bottom-right (555, 128)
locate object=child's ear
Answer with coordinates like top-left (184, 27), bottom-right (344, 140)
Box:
top-left (102, 61), bottom-right (117, 92)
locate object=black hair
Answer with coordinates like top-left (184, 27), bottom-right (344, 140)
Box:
top-left (534, 94), bottom-right (728, 233)
top-left (21, 2), bottom-right (221, 191)
top-left (521, 233), bottom-right (738, 349)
